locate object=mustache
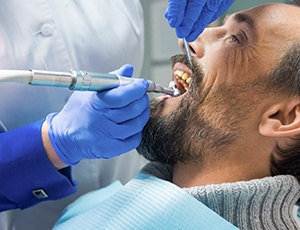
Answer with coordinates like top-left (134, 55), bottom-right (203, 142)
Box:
top-left (170, 54), bottom-right (191, 68)
top-left (170, 54), bottom-right (200, 73)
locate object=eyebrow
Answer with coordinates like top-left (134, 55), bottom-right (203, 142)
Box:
top-left (233, 13), bottom-right (257, 38)
top-left (233, 13), bottom-right (255, 32)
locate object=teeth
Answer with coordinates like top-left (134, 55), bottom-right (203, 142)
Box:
top-left (182, 73), bottom-right (189, 80)
top-left (174, 70), bottom-right (183, 77)
top-left (181, 81), bottom-right (188, 89)
top-left (174, 70), bottom-right (191, 90)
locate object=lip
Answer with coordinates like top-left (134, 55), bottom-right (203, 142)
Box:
top-left (173, 62), bottom-right (193, 76)
top-left (155, 93), bottom-right (183, 117)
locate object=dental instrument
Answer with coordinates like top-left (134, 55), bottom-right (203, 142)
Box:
top-left (168, 80), bottom-right (181, 96)
top-left (0, 69), bottom-right (180, 97)
top-left (183, 38), bottom-right (193, 70)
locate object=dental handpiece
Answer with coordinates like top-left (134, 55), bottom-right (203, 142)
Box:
top-left (0, 69), bottom-right (181, 97)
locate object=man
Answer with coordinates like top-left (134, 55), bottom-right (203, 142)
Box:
top-left (54, 2), bottom-right (300, 229)
top-left (138, 2), bottom-right (300, 228)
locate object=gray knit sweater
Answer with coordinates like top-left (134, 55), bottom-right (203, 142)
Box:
top-left (141, 162), bottom-right (300, 230)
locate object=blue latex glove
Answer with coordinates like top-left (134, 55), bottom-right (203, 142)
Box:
top-left (165, 0), bottom-right (235, 42)
top-left (46, 64), bottom-right (150, 165)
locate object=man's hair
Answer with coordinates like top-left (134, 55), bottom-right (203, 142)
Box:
top-left (293, 0), bottom-right (300, 6)
top-left (268, 41), bottom-right (300, 182)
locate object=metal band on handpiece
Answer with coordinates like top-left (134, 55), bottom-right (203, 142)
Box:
top-left (30, 70), bottom-right (72, 88)
top-left (70, 70), bottom-right (124, 91)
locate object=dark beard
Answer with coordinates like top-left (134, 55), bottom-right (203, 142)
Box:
top-left (136, 91), bottom-right (238, 165)
top-left (136, 98), bottom-right (192, 164)
top-left (137, 55), bottom-right (267, 165)
top-left (136, 54), bottom-right (202, 164)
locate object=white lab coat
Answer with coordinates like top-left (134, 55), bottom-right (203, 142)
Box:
top-left (0, 1), bottom-right (148, 229)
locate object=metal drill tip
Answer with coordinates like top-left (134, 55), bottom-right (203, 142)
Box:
top-left (173, 88), bottom-right (181, 97)
top-left (168, 80), bottom-right (176, 89)
top-left (168, 80), bottom-right (181, 97)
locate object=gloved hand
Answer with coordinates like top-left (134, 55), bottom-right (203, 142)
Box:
top-left (165, 0), bottom-right (235, 42)
top-left (46, 64), bottom-right (150, 165)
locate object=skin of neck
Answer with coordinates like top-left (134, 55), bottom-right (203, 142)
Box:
top-left (172, 131), bottom-right (276, 188)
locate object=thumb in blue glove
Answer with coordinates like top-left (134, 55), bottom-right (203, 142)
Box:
top-left (45, 64), bottom-right (150, 165)
top-left (165, 0), bottom-right (235, 42)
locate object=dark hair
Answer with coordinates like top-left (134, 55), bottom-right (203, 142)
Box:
top-left (268, 41), bottom-right (300, 182)
top-left (292, 0), bottom-right (300, 6)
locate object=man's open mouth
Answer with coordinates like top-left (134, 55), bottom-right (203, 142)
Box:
top-left (172, 62), bottom-right (193, 95)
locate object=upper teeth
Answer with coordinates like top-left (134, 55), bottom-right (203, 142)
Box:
top-left (174, 70), bottom-right (191, 90)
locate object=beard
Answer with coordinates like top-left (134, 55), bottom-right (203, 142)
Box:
top-left (137, 54), bottom-right (267, 165)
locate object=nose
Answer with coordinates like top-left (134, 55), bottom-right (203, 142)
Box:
top-left (178, 37), bottom-right (204, 59)
top-left (178, 35), bottom-right (205, 58)
top-left (178, 27), bottom-right (226, 59)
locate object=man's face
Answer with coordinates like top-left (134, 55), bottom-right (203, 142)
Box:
top-left (137, 4), bottom-right (300, 165)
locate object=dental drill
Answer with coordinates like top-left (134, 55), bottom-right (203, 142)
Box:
top-left (0, 69), bottom-right (181, 97)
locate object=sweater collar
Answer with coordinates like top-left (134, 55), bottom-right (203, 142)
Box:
top-left (141, 162), bottom-right (300, 229)
top-left (185, 175), bottom-right (300, 229)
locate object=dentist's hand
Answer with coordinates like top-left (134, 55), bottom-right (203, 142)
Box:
top-left (165, 0), bottom-right (235, 42)
top-left (45, 64), bottom-right (150, 166)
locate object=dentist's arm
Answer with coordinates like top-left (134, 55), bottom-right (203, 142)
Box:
top-left (165, 0), bottom-right (235, 42)
top-left (0, 64), bottom-right (150, 211)
top-left (0, 119), bottom-right (77, 211)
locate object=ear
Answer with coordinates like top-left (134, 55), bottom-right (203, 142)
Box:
top-left (259, 98), bottom-right (300, 137)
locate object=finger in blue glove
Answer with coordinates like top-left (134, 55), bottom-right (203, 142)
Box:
top-left (46, 64), bottom-right (150, 165)
top-left (111, 63), bottom-right (134, 77)
top-left (165, 0), bottom-right (235, 42)
top-left (175, 0), bottom-right (207, 38)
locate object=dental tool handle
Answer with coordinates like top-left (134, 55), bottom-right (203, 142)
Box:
top-left (30, 70), bottom-right (124, 91)
top-left (70, 70), bottom-right (176, 96)
top-left (30, 70), bottom-right (178, 96)
top-left (183, 38), bottom-right (193, 70)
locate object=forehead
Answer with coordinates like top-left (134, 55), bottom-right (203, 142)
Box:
top-left (219, 4), bottom-right (300, 83)
top-left (226, 4), bottom-right (300, 41)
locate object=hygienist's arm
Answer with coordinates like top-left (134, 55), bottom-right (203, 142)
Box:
top-left (0, 64), bottom-right (149, 211)
top-left (0, 119), bottom-right (77, 211)
top-left (43, 64), bottom-right (150, 167)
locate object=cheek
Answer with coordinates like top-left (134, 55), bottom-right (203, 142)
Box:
top-left (216, 47), bottom-right (255, 84)
top-left (201, 49), bottom-right (231, 88)
top-left (201, 44), bottom-right (261, 89)
top-left (203, 45), bottom-right (235, 76)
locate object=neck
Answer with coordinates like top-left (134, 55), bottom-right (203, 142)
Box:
top-left (172, 145), bottom-right (272, 187)
top-left (173, 163), bottom-right (253, 187)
